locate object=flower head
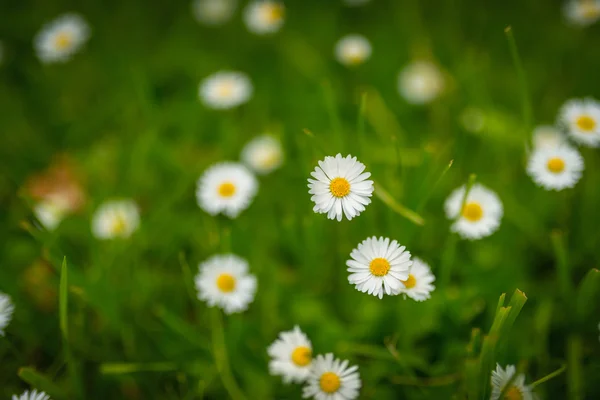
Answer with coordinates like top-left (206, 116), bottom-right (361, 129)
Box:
top-left (192, 0), bottom-right (237, 25)
top-left (444, 184), bottom-right (503, 240)
top-left (199, 71), bottom-right (253, 110)
top-left (34, 13), bottom-right (90, 64)
top-left (527, 145), bottom-right (584, 191)
top-left (558, 98), bottom-right (600, 147)
top-left (490, 364), bottom-right (534, 400)
top-left (12, 390), bottom-right (51, 400)
top-left (398, 257), bottom-right (435, 302)
top-left (564, 0), bottom-right (600, 26)
top-left (302, 353), bottom-right (361, 400)
top-left (334, 34), bottom-right (372, 67)
top-left (0, 292), bottom-right (15, 336)
top-left (244, 1), bottom-right (285, 35)
top-left (91, 200), bottom-right (140, 240)
top-left (398, 61), bottom-right (444, 105)
top-left (268, 325), bottom-right (313, 383)
top-left (241, 135), bottom-right (284, 175)
top-left (532, 125), bottom-right (566, 149)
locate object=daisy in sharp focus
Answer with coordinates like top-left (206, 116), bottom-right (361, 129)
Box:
top-left (244, 1), bottom-right (285, 35)
top-left (192, 0), bottom-right (237, 26)
top-left (12, 390), bottom-right (51, 400)
top-left (196, 162), bottom-right (258, 218)
top-left (346, 236), bottom-right (412, 299)
top-left (532, 125), bottom-right (566, 149)
top-left (398, 61), bottom-right (445, 105)
top-left (527, 145), bottom-right (584, 191)
top-left (558, 98), bottom-right (600, 147)
top-left (399, 257), bottom-right (435, 302)
top-left (444, 183), bottom-right (503, 240)
top-left (199, 71), bottom-right (253, 110)
top-left (334, 34), bottom-right (372, 67)
top-left (307, 154), bottom-right (374, 221)
top-left (34, 13), bottom-right (90, 64)
top-left (91, 200), bottom-right (140, 240)
top-left (194, 254), bottom-right (257, 314)
top-left (241, 135), bottom-right (284, 175)
top-left (490, 364), bottom-right (534, 400)
top-left (267, 325), bottom-right (313, 383)
top-left (0, 292), bottom-right (15, 336)
top-left (564, 0), bottom-right (600, 26)
top-left (303, 353), bottom-right (361, 400)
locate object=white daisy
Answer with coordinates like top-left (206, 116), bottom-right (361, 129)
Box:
top-left (196, 162), bottom-right (258, 218)
top-left (564, 0), bottom-right (600, 26)
top-left (192, 0), bottom-right (237, 25)
top-left (532, 125), bottom-right (566, 149)
top-left (307, 154), bottom-right (374, 222)
top-left (91, 200), bottom-right (140, 240)
top-left (346, 236), bottom-right (412, 299)
top-left (398, 61), bottom-right (444, 105)
top-left (12, 390), bottom-right (50, 400)
top-left (334, 34), bottom-right (372, 67)
top-left (241, 135), bottom-right (284, 175)
top-left (0, 292), bottom-right (15, 336)
top-left (267, 325), bottom-right (313, 384)
top-left (243, 1), bottom-right (285, 35)
top-left (194, 254), bottom-right (257, 314)
top-left (527, 145), bottom-right (584, 191)
top-left (444, 184), bottom-right (503, 240)
top-left (199, 71), bottom-right (253, 110)
top-left (490, 364), bottom-right (534, 400)
top-left (34, 13), bottom-right (90, 64)
top-left (303, 353), bottom-right (361, 400)
top-left (33, 196), bottom-right (70, 231)
top-left (558, 98), bottom-right (600, 147)
top-left (398, 257), bottom-right (435, 302)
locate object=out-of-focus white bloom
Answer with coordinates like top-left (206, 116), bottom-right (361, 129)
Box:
top-left (398, 257), bottom-right (435, 302)
top-left (444, 184), bottom-right (503, 240)
top-left (268, 326), bottom-right (313, 383)
top-left (0, 292), bottom-right (15, 336)
top-left (334, 34), bottom-right (372, 67)
top-left (564, 0), bottom-right (600, 26)
top-left (558, 98), bottom-right (600, 147)
top-left (192, 0), bottom-right (237, 26)
top-left (34, 13), bottom-right (90, 64)
top-left (490, 364), bottom-right (534, 400)
top-left (243, 1), bottom-right (285, 35)
top-left (12, 390), bottom-right (51, 400)
top-left (91, 200), bottom-right (140, 240)
top-left (532, 125), bottom-right (566, 149)
top-left (302, 353), bottom-right (361, 400)
top-left (199, 71), bottom-right (253, 109)
top-left (527, 145), bottom-right (584, 191)
top-left (398, 61), bottom-right (444, 105)
top-left (33, 196), bottom-right (70, 231)
top-left (241, 135), bottom-right (284, 175)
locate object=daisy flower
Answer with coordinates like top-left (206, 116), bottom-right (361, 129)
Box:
top-left (33, 196), bottom-right (70, 231)
top-left (532, 125), bottom-right (565, 149)
top-left (444, 184), bottom-right (503, 240)
top-left (346, 236), bottom-right (412, 299)
top-left (243, 1), bottom-right (285, 35)
top-left (12, 390), bottom-right (50, 400)
top-left (196, 162), bottom-right (258, 218)
top-left (199, 71), bottom-right (253, 110)
top-left (267, 325), bottom-right (313, 383)
top-left (334, 34), bottom-right (372, 67)
top-left (564, 0), bottom-right (600, 26)
top-left (303, 353), bottom-right (361, 400)
top-left (490, 364), bottom-right (534, 400)
top-left (527, 145), bottom-right (584, 191)
top-left (192, 0), bottom-right (237, 25)
top-left (194, 254), bottom-right (257, 314)
top-left (307, 154), bottom-right (374, 221)
top-left (398, 61), bottom-right (444, 105)
top-left (241, 135), bottom-right (284, 175)
top-left (558, 98), bottom-right (600, 147)
top-left (399, 257), bottom-right (435, 302)
top-left (0, 292), bottom-right (15, 336)
top-left (91, 200), bottom-right (140, 240)
top-left (34, 13), bottom-right (90, 64)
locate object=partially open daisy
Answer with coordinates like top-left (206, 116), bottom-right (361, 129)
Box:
top-left (91, 200), bottom-right (140, 240)
top-left (195, 254), bottom-right (257, 314)
top-left (398, 61), bottom-right (444, 105)
top-left (12, 390), bottom-right (51, 400)
top-left (334, 34), bottom-right (372, 67)
top-left (307, 154), bottom-right (374, 221)
top-left (398, 257), bottom-right (435, 302)
top-left (241, 135), bottom-right (284, 175)
top-left (346, 236), bottom-right (412, 299)
top-left (490, 364), bottom-right (534, 400)
top-left (303, 353), bottom-right (361, 400)
top-left (564, 0), bottom-right (600, 26)
top-left (444, 184), bottom-right (503, 240)
top-left (243, 1), bottom-right (285, 35)
top-left (527, 145), bottom-right (584, 191)
top-left (268, 325), bottom-right (313, 384)
top-left (532, 125), bottom-right (566, 149)
top-left (0, 292), bottom-right (15, 336)
top-left (199, 71), bottom-right (253, 110)
top-left (196, 162), bottom-right (258, 218)
top-left (34, 13), bottom-right (90, 64)
top-left (192, 0), bottom-right (237, 26)
top-left (558, 98), bottom-right (600, 147)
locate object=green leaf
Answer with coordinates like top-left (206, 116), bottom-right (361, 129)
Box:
top-left (551, 230), bottom-right (573, 299)
top-left (575, 269), bottom-right (600, 322)
top-left (18, 367), bottom-right (67, 400)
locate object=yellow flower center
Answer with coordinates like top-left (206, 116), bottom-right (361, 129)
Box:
top-left (347, 50), bottom-right (365, 65)
top-left (319, 372), bottom-right (341, 394)
top-left (265, 4), bottom-right (285, 23)
top-left (217, 81), bottom-right (234, 98)
top-left (401, 274), bottom-right (417, 289)
top-left (576, 115), bottom-right (596, 132)
top-left (369, 257), bottom-right (390, 277)
top-left (111, 215), bottom-right (127, 235)
top-left (54, 32), bottom-right (73, 50)
top-left (291, 346), bottom-right (312, 367)
top-left (504, 386), bottom-right (523, 400)
top-left (329, 177), bottom-right (350, 198)
top-left (216, 273), bottom-right (236, 292)
top-left (547, 157), bottom-right (565, 174)
top-left (462, 202), bottom-right (483, 222)
top-left (260, 152), bottom-right (281, 169)
top-left (218, 182), bottom-right (236, 197)
top-left (581, 3), bottom-right (600, 18)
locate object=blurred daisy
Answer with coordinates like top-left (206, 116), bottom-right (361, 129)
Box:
top-left (243, 1), bottom-right (285, 35)
top-left (33, 196), bottom-right (70, 231)
top-left (334, 34), bottom-right (372, 67)
top-left (241, 135), bottom-right (284, 175)
top-left (307, 154), bottom-right (374, 221)
top-left (199, 71), bottom-right (253, 109)
top-left (303, 353), bottom-right (361, 400)
top-left (196, 162), bottom-right (258, 218)
top-left (527, 145), bottom-right (584, 191)
top-left (346, 236), bottom-right (412, 299)
top-left (34, 13), bottom-right (90, 64)
top-left (490, 364), bottom-right (534, 400)
top-left (444, 184), bottom-right (503, 240)
top-left (0, 292), bottom-right (14, 336)
top-left (558, 98), bottom-right (600, 147)
top-left (398, 61), bottom-right (444, 105)
top-left (91, 200), bottom-right (140, 240)
top-left (195, 254), bottom-right (257, 314)
top-left (564, 0), bottom-right (600, 26)
top-left (12, 390), bottom-right (50, 400)
top-left (192, 0), bottom-right (237, 25)
top-left (343, 0), bottom-right (371, 6)
top-left (268, 325), bottom-right (313, 383)
top-left (399, 257), bottom-right (435, 302)
top-left (532, 125), bottom-right (565, 149)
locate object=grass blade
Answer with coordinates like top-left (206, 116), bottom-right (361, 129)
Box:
top-left (504, 26), bottom-right (532, 133)
top-left (59, 257), bottom-right (68, 341)
top-left (575, 268), bottom-right (600, 322)
top-left (18, 367), bottom-right (67, 400)
top-left (373, 181), bottom-right (425, 225)
top-left (551, 230), bottom-right (573, 299)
